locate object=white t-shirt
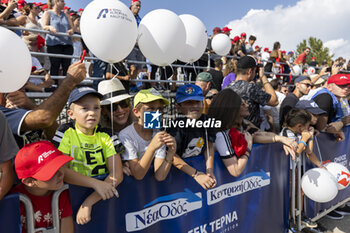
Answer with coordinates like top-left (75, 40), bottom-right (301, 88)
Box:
top-left (119, 123), bottom-right (166, 161)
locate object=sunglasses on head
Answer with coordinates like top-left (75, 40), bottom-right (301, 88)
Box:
top-left (111, 99), bottom-right (130, 111)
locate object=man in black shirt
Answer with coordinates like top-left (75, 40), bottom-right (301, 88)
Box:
top-left (279, 76), bottom-right (313, 127)
top-left (208, 59), bottom-right (224, 91)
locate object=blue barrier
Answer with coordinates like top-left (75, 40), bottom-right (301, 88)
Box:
top-left (0, 193), bottom-right (21, 233)
top-left (305, 126), bottom-right (350, 218)
top-left (69, 143), bottom-right (290, 233)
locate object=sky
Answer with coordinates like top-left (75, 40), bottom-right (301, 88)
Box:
top-left (34, 0), bottom-right (350, 59)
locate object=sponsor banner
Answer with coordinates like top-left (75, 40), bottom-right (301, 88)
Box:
top-left (305, 126), bottom-right (350, 218)
top-left (68, 142), bottom-right (289, 233)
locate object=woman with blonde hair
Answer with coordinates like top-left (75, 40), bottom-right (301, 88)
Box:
top-left (221, 59), bottom-right (237, 89)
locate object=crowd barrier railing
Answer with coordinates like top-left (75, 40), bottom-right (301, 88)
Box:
top-left (2, 25), bottom-right (331, 84)
top-left (1, 127), bottom-right (350, 232)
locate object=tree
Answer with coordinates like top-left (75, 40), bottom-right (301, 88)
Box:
top-left (295, 37), bottom-right (333, 66)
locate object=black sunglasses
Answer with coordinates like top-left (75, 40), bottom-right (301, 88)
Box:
top-left (300, 83), bottom-right (313, 88)
top-left (111, 99), bottom-right (130, 111)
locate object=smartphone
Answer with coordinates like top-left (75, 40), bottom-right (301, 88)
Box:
top-left (326, 67), bottom-right (331, 72)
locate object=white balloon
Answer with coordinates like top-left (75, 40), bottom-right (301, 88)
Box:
top-left (211, 34), bottom-right (231, 56)
top-left (80, 0), bottom-right (138, 63)
top-left (307, 67), bottom-right (316, 76)
top-left (324, 162), bottom-right (350, 190)
top-left (292, 65), bottom-right (302, 76)
top-left (138, 9), bottom-right (186, 66)
top-left (301, 168), bottom-right (338, 203)
top-left (178, 14), bottom-right (207, 63)
top-left (0, 27), bottom-right (31, 93)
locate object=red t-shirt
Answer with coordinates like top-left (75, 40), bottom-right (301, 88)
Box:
top-left (11, 183), bottom-right (72, 233)
top-left (295, 52), bottom-right (306, 65)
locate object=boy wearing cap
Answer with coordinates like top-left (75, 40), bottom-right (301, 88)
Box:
top-left (52, 87), bottom-right (123, 225)
top-left (11, 141), bottom-right (74, 233)
top-left (119, 88), bottom-right (176, 181)
top-left (168, 84), bottom-right (217, 190)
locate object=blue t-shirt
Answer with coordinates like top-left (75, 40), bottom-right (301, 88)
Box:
top-left (0, 106), bottom-right (42, 148)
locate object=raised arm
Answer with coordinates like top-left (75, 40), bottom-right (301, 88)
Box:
top-left (21, 62), bottom-right (86, 131)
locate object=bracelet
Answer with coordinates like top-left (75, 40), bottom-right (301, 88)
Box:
top-left (243, 153), bottom-right (250, 159)
top-left (165, 158), bottom-right (173, 164)
top-left (299, 140), bottom-right (307, 147)
top-left (263, 82), bottom-right (269, 86)
top-left (246, 147), bottom-right (251, 153)
top-left (191, 170), bottom-right (198, 178)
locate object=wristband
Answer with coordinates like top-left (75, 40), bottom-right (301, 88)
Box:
top-left (165, 158), bottom-right (173, 164)
top-left (191, 170), bottom-right (198, 178)
top-left (299, 140), bottom-right (307, 147)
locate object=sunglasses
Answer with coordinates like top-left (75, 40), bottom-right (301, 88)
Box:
top-left (206, 94), bottom-right (217, 100)
top-left (300, 83), bottom-right (313, 88)
top-left (111, 99), bottom-right (130, 111)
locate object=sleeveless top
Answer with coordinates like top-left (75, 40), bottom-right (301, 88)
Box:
top-left (45, 11), bottom-right (72, 46)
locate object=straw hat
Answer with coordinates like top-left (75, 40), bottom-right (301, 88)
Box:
top-left (98, 79), bottom-right (133, 105)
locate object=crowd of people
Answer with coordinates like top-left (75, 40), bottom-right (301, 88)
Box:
top-left (1, 0), bottom-right (350, 232)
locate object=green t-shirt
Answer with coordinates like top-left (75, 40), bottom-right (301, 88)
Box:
top-left (53, 122), bottom-right (116, 177)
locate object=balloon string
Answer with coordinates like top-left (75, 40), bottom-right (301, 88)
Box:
top-left (192, 62), bottom-right (198, 76)
top-left (111, 63), bottom-right (120, 80)
top-left (314, 136), bottom-right (323, 162)
top-left (109, 63), bottom-right (116, 188)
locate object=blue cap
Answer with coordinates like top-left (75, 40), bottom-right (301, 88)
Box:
top-left (295, 100), bottom-right (326, 115)
top-left (294, 76), bottom-right (310, 83)
top-left (68, 87), bottom-right (103, 106)
top-left (176, 84), bottom-right (204, 103)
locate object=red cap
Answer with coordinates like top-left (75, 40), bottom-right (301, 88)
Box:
top-left (255, 45), bottom-right (260, 49)
top-left (41, 4), bottom-right (48, 10)
top-left (240, 32), bottom-right (246, 37)
top-left (15, 141), bottom-right (73, 181)
top-left (233, 36), bottom-right (240, 42)
top-left (312, 56), bottom-right (316, 60)
top-left (281, 50), bottom-right (286, 54)
top-left (78, 8), bottom-right (84, 12)
top-left (69, 12), bottom-right (77, 16)
top-left (222, 27), bottom-right (232, 33)
top-left (213, 27), bottom-right (221, 34)
top-left (17, 0), bottom-right (26, 9)
top-left (328, 74), bottom-right (350, 86)
top-left (1, 0), bottom-right (8, 3)
top-left (35, 2), bottom-right (44, 6)
top-left (64, 6), bottom-right (70, 10)
top-left (264, 48), bottom-right (269, 52)
top-left (131, 0), bottom-right (141, 5)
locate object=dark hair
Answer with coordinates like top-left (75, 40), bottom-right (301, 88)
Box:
top-left (270, 79), bottom-right (281, 90)
top-left (207, 89), bottom-right (241, 131)
top-left (236, 67), bottom-right (251, 76)
top-left (22, 3), bottom-right (34, 16)
top-left (249, 35), bottom-right (256, 41)
top-left (273, 41), bottom-right (280, 51)
top-left (214, 59), bottom-right (223, 68)
top-left (285, 108), bottom-right (311, 127)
